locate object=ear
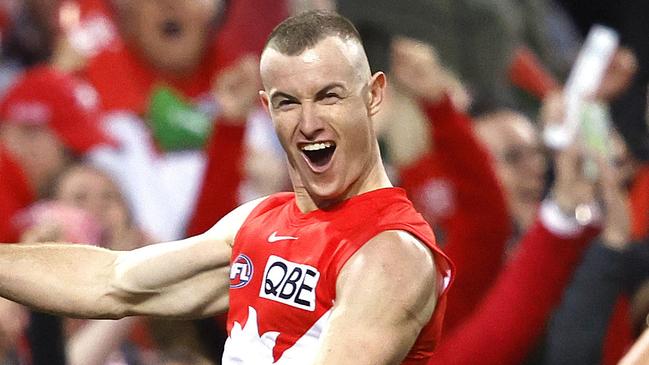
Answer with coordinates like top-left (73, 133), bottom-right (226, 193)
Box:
top-left (259, 90), bottom-right (271, 114)
top-left (367, 72), bottom-right (387, 117)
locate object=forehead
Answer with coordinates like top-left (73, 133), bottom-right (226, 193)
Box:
top-left (117, 0), bottom-right (220, 17)
top-left (478, 113), bottom-right (539, 149)
top-left (58, 166), bottom-right (116, 190)
top-left (260, 36), bottom-right (366, 94)
top-left (0, 121), bottom-right (51, 135)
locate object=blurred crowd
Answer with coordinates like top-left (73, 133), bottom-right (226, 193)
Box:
top-left (0, 0), bottom-right (648, 364)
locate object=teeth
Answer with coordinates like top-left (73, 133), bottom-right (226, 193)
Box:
top-left (301, 142), bottom-right (334, 151)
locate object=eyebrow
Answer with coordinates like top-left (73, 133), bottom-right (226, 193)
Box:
top-left (269, 91), bottom-right (298, 105)
top-left (315, 83), bottom-right (346, 99)
top-left (269, 82), bottom-right (347, 104)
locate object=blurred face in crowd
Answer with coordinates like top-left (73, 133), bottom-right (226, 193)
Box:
top-left (475, 110), bottom-right (547, 229)
top-left (0, 123), bottom-right (69, 197)
top-left (116, 0), bottom-right (222, 76)
top-left (260, 36), bottom-right (386, 208)
top-left (54, 164), bottom-right (131, 243)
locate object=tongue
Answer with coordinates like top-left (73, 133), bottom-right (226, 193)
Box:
top-left (305, 147), bottom-right (334, 167)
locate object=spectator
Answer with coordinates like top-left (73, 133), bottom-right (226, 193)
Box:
top-left (474, 109), bottom-right (547, 235)
top-left (385, 36), bottom-right (510, 331)
top-left (0, 65), bottom-right (115, 365)
top-left (379, 39), bottom-right (597, 364)
top-left (383, 36), bottom-right (627, 365)
top-left (0, 65), bottom-right (115, 242)
top-left (540, 134), bottom-right (648, 365)
top-left (57, 0), bottom-right (289, 243)
top-left (53, 163), bottom-right (150, 250)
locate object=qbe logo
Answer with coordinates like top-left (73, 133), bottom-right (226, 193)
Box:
top-left (260, 255), bottom-right (320, 311)
top-left (230, 254), bottom-right (254, 288)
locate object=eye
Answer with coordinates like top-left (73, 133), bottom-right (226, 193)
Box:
top-left (274, 99), bottom-right (298, 110)
top-left (321, 93), bottom-right (341, 104)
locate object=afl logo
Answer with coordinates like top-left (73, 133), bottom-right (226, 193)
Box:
top-left (229, 254), bottom-right (254, 288)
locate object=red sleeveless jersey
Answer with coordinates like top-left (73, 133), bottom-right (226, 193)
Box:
top-left (223, 188), bottom-right (454, 364)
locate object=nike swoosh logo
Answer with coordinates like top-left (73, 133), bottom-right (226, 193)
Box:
top-left (268, 231), bottom-right (299, 243)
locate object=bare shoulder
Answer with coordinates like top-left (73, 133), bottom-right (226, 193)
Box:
top-left (336, 230), bottom-right (438, 324)
top-left (202, 196), bottom-right (268, 247)
top-left (341, 230), bottom-right (437, 281)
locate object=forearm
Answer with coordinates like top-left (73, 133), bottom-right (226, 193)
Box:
top-left (0, 243), bottom-right (121, 318)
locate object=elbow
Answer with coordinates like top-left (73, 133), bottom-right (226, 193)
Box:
top-left (97, 258), bottom-right (150, 319)
top-left (88, 289), bottom-right (131, 320)
top-left (103, 254), bottom-right (170, 318)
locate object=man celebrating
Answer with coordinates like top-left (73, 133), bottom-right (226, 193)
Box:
top-left (0, 11), bottom-right (453, 365)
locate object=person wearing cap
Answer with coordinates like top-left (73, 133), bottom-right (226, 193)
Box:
top-left (0, 65), bottom-right (115, 243)
top-left (0, 65), bottom-right (116, 365)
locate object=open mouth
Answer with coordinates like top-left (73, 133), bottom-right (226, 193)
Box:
top-left (160, 19), bottom-right (183, 38)
top-left (300, 141), bottom-right (336, 170)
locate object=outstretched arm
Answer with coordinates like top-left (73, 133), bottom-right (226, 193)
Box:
top-left (313, 230), bottom-right (439, 365)
top-left (0, 197), bottom-right (264, 320)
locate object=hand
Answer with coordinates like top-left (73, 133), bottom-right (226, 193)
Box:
top-left (539, 91), bottom-right (565, 130)
top-left (550, 142), bottom-right (597, 219)
top-left (214, 55), bottom-right (261, 121)
top-left (595, 47), bottom-right (638, 102)
top-left (597, 153), bottom-right (631, 249)
top-left (390, 37), bottom-right (470, 109)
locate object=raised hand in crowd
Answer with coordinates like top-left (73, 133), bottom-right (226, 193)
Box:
top-left (596, 47), bottom-right (638, 103)
top-left (390, 36), bottom-right (470, 111)
top-left (598, 135), bottom-right (632, 250)
top-left (213, 55), bottom-right (261, 121)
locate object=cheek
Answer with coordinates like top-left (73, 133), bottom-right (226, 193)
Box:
top-left (32, 135), bottom-right (68, 172)
top-left (131, 3), bottom-right (161, 33)
top-left (98, 199), bottom-right (131, 232)
top-left (498, 167), bottom-right (519, 191)
top-left (40, 136), bottom-right (66, 156)
top-left (107, 204), bottom-right (130, 225)
top-left (187, 1), bottom-right (218, 26)
top-left (342, 112), bottom-right (373, 150)
top-left (272, 114), bottom-right (298, 150)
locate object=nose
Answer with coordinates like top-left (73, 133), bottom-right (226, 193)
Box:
top-left (299, 102), bottom-right (324, 139)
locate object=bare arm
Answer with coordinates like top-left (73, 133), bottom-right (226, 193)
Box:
top-left (313, 230), bottom-right (438, 365)
top-left (0, 197), bottom-right (265, 320)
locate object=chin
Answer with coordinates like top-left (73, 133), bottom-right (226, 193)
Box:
top-left (306, 180), bottom-right (348, 206)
